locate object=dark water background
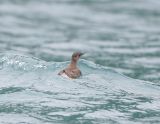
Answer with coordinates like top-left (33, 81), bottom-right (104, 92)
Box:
top-left (0, 0), bottom-right (160, 124)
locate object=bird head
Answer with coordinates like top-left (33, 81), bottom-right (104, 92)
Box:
top-left (72, 52), bottom-right (84, 62)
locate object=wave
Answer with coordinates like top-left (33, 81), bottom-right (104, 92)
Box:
top-left (0, 53), bottom-right (160, 124)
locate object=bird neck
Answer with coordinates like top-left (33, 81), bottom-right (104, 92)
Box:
top-left (69, 59), bottom-right (77, 68)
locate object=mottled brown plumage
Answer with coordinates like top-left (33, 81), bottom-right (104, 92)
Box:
top-left (58, 52), bottom-right (84, 79)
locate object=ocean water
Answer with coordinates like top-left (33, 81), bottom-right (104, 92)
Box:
top-left (0, 0), bottom-right (160, 124)
top-left (0, 53), bottom-right (160, 124)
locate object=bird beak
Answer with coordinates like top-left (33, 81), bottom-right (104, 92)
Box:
top-left (79, 52), bottom-right (85, 57)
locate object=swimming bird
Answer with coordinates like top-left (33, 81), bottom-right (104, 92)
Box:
top-left (58, 52), bottom-right (84, 79)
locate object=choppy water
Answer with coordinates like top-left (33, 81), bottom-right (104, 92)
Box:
top-left (0, 0), bottom-right (160, 83)
top-left (0, 0), bottom-right (160, 124)
top-left (0, 53), bottom-right (160, 124)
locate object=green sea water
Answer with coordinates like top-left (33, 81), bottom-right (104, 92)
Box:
top-left (0, 0), bottom-right (160, 83)
top-left (0, 0), bottom-right (160, 124)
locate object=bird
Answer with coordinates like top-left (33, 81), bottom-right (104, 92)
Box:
top-left (58, 52), bottom-right (84, 79)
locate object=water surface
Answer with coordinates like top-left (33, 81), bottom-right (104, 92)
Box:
top-left (0, 0), bottom-right (160, 82)
top-left (0, 53), bottom-right (160, 124)
top-left (0, 0), bottom-right (160, 124)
